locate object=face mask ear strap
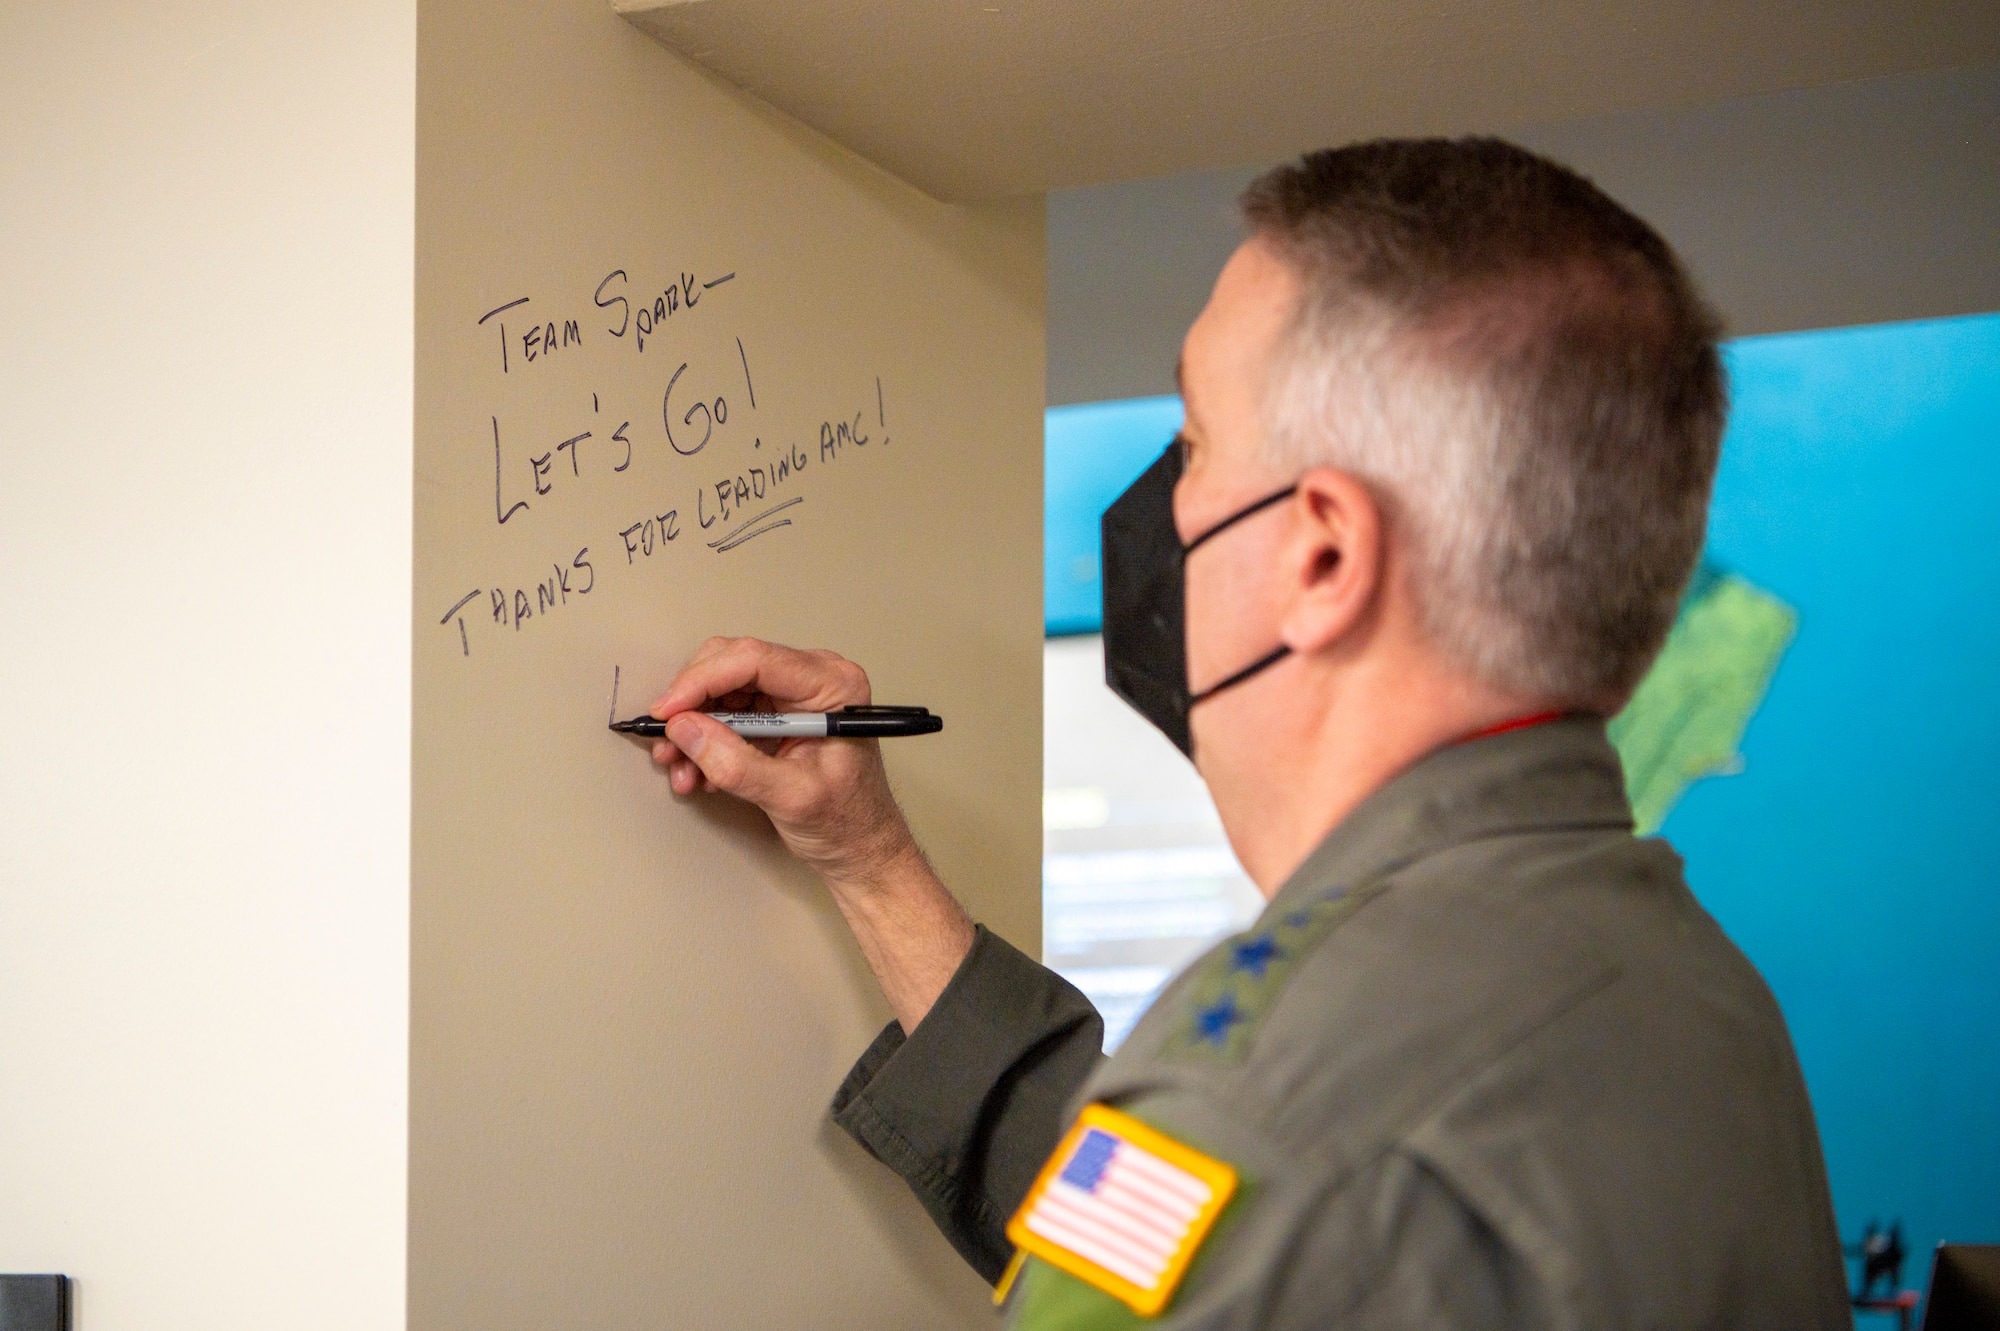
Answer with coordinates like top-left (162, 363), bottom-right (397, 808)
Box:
top-left (1182, 485), bottom-right (1297, 556)
top-left (1189, 644), bottom-right (1293, 705)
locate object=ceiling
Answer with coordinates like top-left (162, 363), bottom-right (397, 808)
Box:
top-left (1044, 64), bottom-right (2000, 404)
top-left (616, 0), bottom-right (2000, 201)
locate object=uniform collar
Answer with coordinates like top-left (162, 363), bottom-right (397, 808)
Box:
top-left (1266, 714), bottom-right (1634, 914)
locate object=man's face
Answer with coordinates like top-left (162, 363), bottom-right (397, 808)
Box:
top-left (1174, 241), bottom-right (1302, 768)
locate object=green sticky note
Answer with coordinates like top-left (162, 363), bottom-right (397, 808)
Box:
top-left (1609, 566), bottom-right (1797, 835)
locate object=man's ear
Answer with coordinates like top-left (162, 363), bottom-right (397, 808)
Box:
top-left (1279, 466), bottom-right (1382, 654)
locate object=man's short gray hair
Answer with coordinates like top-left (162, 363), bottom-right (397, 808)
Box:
top-left (1242, 138), bottom-right (1726, 706)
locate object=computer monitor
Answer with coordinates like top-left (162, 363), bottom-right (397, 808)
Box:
top-left (1920, 1244), bottom-right (2000, 1331)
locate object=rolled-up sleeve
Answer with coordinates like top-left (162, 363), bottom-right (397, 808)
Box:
top-left (829, 925), bottom-right (1104, 1282)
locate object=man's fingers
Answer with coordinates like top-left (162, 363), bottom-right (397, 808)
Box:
top-left (651, 637), bottom-right (868, 720)
top-left (651, 637), bottom-right (789, 717)
top-left (664, 713), bottom-right (792, 807)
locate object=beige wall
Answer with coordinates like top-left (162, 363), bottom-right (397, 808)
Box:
top-left (0, 2), bottom-right (414, 1329)
top-left (409, 2), bottom-right (1043, 1327)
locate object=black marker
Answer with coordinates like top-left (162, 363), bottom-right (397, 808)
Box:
top-left (611, 704), bottom-right (943, 739)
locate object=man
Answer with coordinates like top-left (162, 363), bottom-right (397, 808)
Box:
top-left (644, 139), bottom-right (1849, 1327)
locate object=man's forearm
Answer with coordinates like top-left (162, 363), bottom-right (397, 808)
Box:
top-left (643, 638), bottom-right (980, 1029)
top-left (821, 835), bottom-right (976, 1033)
top-left (830, 926), bottom-right (1107, 1282)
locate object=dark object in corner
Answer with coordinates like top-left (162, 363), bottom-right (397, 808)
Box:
top-left (0, 1275), bottom-right (70, 1331)
top-left (1856, 1220), bottom-right (1911, 1302)
top-left (1922, 1245), bottom-right (2000, 1331)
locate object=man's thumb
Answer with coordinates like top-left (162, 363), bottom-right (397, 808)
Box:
top-left (666, 713), bottom-right (776, 801)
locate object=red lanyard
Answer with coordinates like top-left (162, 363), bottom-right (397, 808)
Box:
top-left (1461, 710), bottom-right (1568, 744)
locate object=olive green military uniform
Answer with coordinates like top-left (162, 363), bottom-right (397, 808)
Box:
top-left (833, 717), bottom-right (1850, 1327)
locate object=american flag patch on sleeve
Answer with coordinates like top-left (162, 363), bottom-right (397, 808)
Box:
top-left (1003, 1103), bottom-right (1238, 1316)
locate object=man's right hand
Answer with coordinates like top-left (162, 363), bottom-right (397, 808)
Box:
top-left (648, 637), bottom-right (974, 1029)
top-left (648, 636), bottom-right (915, 887)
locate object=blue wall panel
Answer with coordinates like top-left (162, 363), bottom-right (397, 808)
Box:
top-left (1680, 311), bottom-right (2000, 1273)
top-left (1044, 395), bottom-right (1182, 635)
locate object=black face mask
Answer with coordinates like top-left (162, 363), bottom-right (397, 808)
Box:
top-left (1101, 440), bottom-right (1297, 757)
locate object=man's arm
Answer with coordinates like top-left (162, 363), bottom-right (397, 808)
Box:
top-left (647, 636), bottom-right (975, 1030)
top-left (832, 925), bottom-right (1103, 1280)
top-left (647, 638), bottom-right (1104, 1276)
